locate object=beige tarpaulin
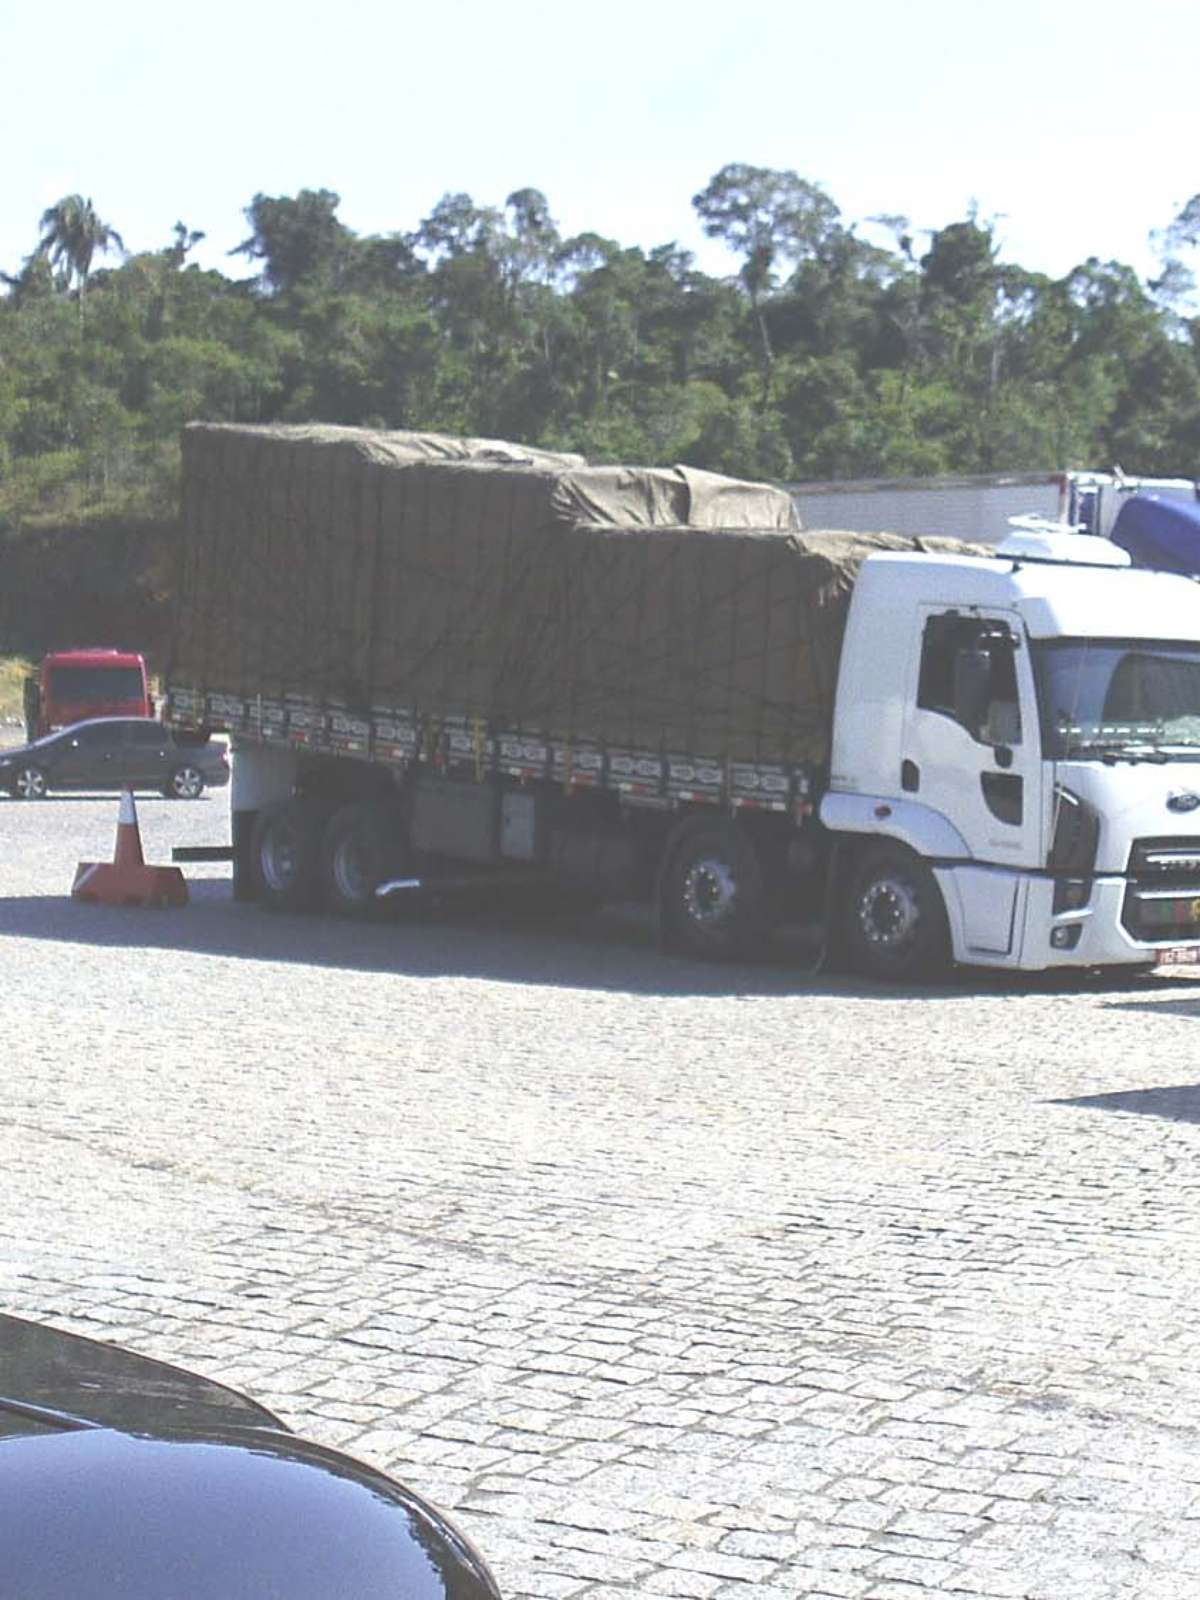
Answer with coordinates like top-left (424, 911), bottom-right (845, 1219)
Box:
top-left (173, 423), bottom-right (974, 765)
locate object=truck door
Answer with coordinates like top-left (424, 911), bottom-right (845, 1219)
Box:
top-left (902, 610), bottom-right (1042, 953)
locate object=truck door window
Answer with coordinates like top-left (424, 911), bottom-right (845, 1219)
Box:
top-left (918, 616), bottom-right (1022, 747)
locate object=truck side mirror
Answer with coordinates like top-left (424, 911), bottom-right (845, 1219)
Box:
top-left (953, 648), bottom-right (991, 735)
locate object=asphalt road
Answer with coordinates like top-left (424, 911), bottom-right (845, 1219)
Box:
top-left (2, 789), bottom-right (1200, 1599)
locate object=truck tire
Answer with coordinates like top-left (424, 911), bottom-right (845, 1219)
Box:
top-left (660, 817), bottom-right (768, 962)
top-left (320, 801), bottom-right (406, 919)
top-left (843, 843), bottom-right (949, 981)
top-left (250, 798), bottom-right (324, 912)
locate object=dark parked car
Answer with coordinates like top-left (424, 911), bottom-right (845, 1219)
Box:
top-left (0, 1312), bottom-right (502, 1598)
top-left (0, 717), bottom-right (229, 800)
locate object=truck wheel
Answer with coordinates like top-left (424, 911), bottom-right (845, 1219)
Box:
top-left (320, 802), bottom-right (406, 919)
top-left (13, 765), bottom-right (48, 800)
top-left (844, 844), bottom-right (949, 981)
top-left (661, 817), bottom-right (768, 961)
top-left (250, 799), bottom-right (323, 912)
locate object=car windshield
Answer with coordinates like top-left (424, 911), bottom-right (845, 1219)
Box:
top-left (1033, 638), bottom-right (1200, 760)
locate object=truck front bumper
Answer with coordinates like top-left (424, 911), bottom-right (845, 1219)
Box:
top-left (937, 868), bottom-right (1200, 971)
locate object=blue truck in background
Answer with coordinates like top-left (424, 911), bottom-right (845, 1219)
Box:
top-left (1112, 493), bottom-right (1200, 575)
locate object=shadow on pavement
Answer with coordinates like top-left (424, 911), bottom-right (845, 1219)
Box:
top-left (0, 882), bottom-right (815, 998)
top-left (0, 793), bottom-right (221, 806)
top-left (1102, 996), bottom-right (1200, 1021)
top-left (2, 879), bottom-right (1197, 1001)
top-left (1050, 1082), bottom-right (1200, 1124)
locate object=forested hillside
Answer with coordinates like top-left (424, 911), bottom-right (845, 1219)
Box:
top-left (3, 168), bottom-right (1200, 659)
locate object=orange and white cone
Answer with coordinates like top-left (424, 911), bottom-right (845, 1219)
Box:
top-left (112, 787), bottom-right (145, 870)
top-left (72, 788), bottom-right (188, 907)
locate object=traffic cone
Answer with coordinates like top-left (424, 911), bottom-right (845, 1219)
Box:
top-left (72, 788), bottom-right (188, 908)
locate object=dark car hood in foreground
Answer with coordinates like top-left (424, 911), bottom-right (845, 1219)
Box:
top-left (0, 1312), bottom-right (283, 1433)
top-left (0, 1315), bottom-right (500, 1600)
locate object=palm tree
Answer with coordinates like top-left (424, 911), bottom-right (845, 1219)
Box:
top-left (164, 220), bottom-right (205, 269)
top-left (37, 195), bottom-right (124, 324)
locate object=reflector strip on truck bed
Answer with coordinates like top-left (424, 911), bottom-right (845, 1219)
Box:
top-left (165, 686), bottom-right (802, 814)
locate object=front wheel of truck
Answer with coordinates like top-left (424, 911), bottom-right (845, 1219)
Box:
top-left (660, 817), bottom-right (769, 962)
top-left (843, 843), bottom-right (949, 982)
top-left (250, 798), bottom-right (324, 912)
top-left (320, 801), bottom-right (406, 919)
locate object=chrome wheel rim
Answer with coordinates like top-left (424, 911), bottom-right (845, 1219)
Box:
top-left (260, 827), bottom-right (298, 893)
top-left (857, 874), bottom-right (920, 949)
top-left (172, 766), bottom-right (203, 799)
top-left (15, 768), bottom-right (45, 800)
top-left (682, 855), bottom-right (738, 927)
top-left (332, 834), bottom-right (374, 903)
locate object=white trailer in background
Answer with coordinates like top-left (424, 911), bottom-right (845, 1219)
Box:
top-left (788, 469), bottom-right (1199, 545)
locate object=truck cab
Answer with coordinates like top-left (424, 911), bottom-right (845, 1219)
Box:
top-left (24, 649), bottom-right (153, 742)
top-left (823, 528), bottom-right (1200, 972)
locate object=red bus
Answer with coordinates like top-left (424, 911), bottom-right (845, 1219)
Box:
top-left (24, 649), bottom-right (154, 741)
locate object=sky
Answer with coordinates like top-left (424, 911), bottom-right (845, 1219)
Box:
top-left (3, 0), bottom-right (1200, 291)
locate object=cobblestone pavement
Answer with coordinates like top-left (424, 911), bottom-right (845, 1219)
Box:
top-left (3, 792), bottom-right (1200, 1598)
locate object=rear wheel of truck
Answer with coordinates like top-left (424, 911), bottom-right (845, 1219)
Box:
top-left (843, 843), bottom-right (949, 982)
top-left (661, 817), bottom-right (768, 962)
top-left (320, 801), bottom-right (406, 919)
top-left (250, 799), bottom-right (324, 912)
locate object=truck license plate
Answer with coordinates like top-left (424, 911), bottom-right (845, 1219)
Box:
top-left (1155, 945), bottom-right (1200, 970)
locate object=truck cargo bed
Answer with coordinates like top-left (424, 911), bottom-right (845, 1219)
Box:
top-left (165, 684), bottom-right (807, 816)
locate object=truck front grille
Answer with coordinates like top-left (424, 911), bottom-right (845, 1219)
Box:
top-left (1122, 836), bottom-right (1200, 942)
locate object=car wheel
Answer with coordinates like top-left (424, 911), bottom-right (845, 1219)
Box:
top-left (320, 802), bottom-right (407, 919)
top-left (249, 799), bottom-right (324, 912)
top-left (843, 843), bottom-right (950, 981)
top-left (13, 765), bottom-right (48, 800)
top-left (165, 765), bottom-right (205, 801)
top-left (661, 817), bottom-right (768, 961)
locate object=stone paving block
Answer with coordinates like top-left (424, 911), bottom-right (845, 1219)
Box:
top-left (766, 1569), bottom-right (872, 1597)
top-left (641, 1572), bottom-right (722, 1599)
top-left (6, 801), bottom-right (1200, 1599)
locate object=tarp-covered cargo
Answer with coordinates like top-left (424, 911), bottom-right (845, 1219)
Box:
top-left (172, 423), bottom-right (967, 764)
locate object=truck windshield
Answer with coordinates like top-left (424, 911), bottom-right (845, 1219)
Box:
top-left (47, 666), bottom-right (144, 703)
top-left (1032, 638), bottom-right (1200, 759)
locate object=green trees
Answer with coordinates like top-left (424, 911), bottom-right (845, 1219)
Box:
top-left (693, 163), bottom-right (841, 392)
top-left (36, 195), bottom-right (125, 325)
top-left (2, 169), bottom-right (1199, 565)
top-left (233, 189), bottom-right (356, 293)
top-left (7, 168), bottom-right (1200, 661)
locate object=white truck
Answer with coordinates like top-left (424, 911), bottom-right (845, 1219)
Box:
top-left (788, 469), bottom-right (1200, 546)
top-left (165, 425), bottom-right (1200, 980)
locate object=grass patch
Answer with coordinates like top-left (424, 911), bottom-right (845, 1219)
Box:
top-left (0, 656), bottom-right (32, 726)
